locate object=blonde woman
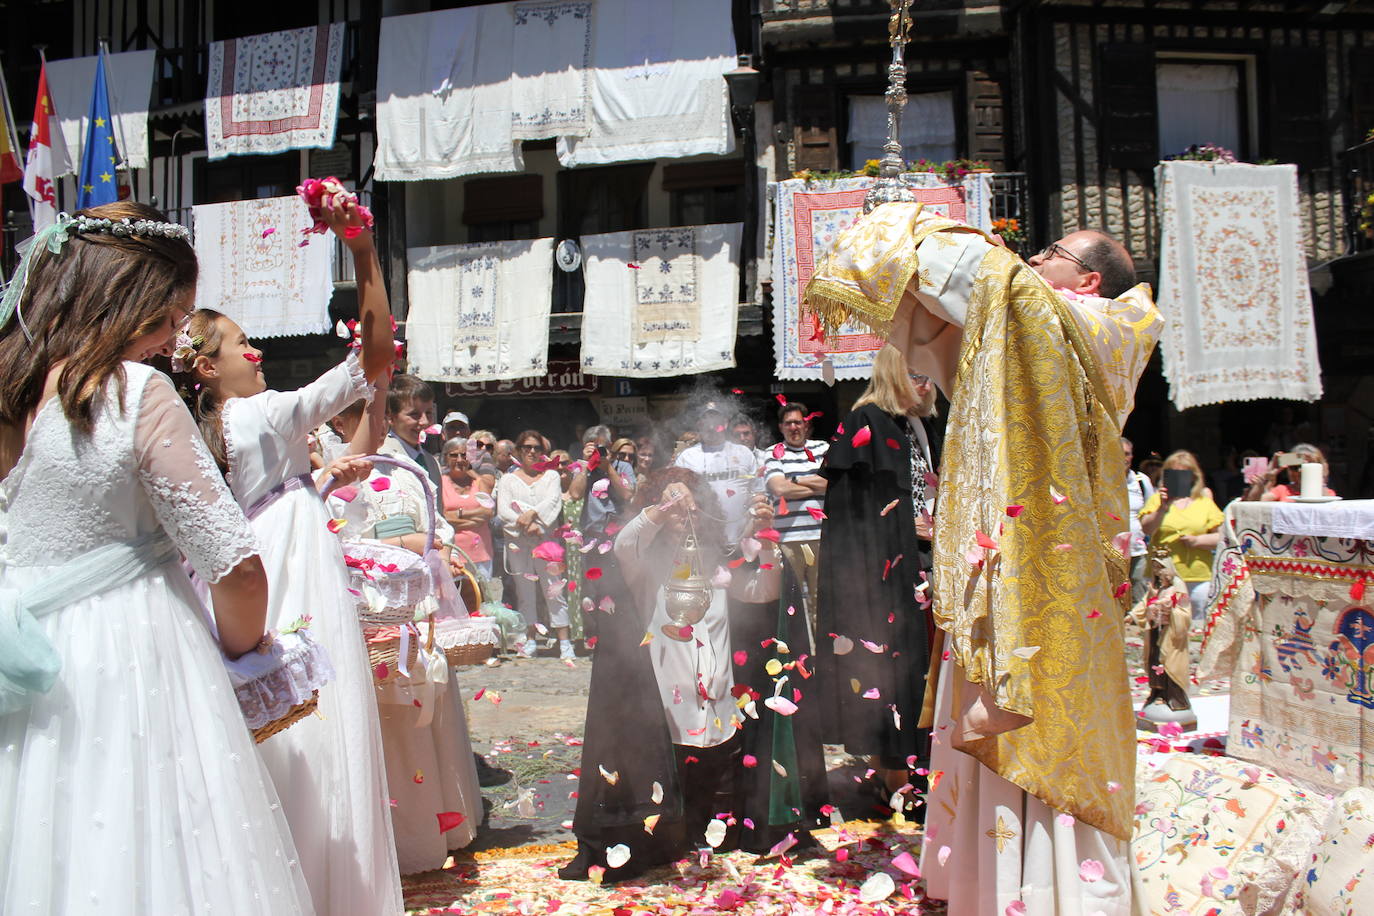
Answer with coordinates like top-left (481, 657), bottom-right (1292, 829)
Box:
top-left (1139, 449), bottom-right (1223, 624)
top-left (815, 345), bottom-right (940, 806)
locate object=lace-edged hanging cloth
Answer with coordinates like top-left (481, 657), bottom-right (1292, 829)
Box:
top-left (1155, 161), bottom-right (1322, 409)
top-left (205, 23), bottom-right (346, 160)
top-left (771, 175), bottom-right (973, 380)
top-left (579, 222), bottom-right (742, 378)
top-left (554, 0), bottom-right (736, 167)
top-left (192, 195), bottom-right (335, 338)
top-left (404, 237), bottom-right (555, 382)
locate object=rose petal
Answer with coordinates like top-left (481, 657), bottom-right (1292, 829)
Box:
top-left (892, 850), bottom-right (921, 877)
top-left (764, 695), bottom-right (798, 716)
top-left (1079, 858), bottom-right (1105, 883)
top-left (859, 871), bottom-right (895, 904)
top-left (437, 811), bottom-right (465, 833)
top-left (605, 844), bottom-right (631, 869)
top-left (851, 426), bottom-right (872, 448)
top-left (937, 845), bottom-right (952, 866)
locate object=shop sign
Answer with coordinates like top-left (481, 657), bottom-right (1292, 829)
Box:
top-left (445, 360), bottom-right (598, 396)
top-left (598, 396), bottom-right (650, 428)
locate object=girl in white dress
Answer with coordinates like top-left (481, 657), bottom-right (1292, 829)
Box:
top-left (176, 192), bottom-right (404, 914)
top-left (326, 389), bottom-right (485, 873)
top-left (0, 202), bottom-right (311, 913)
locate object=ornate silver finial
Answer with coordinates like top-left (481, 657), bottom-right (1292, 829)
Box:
top-left (864, 0), bottom-right (916, 213)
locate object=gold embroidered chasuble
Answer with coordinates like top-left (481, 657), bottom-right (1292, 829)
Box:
top-left (805, 203), bottom-right (1162, 842)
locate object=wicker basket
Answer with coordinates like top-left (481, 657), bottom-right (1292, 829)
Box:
top-left (365, 615), bottom-right (498, 681)
top-left (251, 692), bottom-right (319, 743)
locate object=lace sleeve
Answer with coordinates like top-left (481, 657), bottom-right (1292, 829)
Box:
top-left (135, 373), bottom-right (260, 583)
top-left (264, 350), bottom-right (375, 444)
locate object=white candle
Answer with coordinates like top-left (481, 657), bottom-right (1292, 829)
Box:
top-left (1300, 462), bottom-right (1323, 500)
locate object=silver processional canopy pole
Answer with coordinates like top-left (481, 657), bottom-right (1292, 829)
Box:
top-left (864, 0), bottom-right (916, 213)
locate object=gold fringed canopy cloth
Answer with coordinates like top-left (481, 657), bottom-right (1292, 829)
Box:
top-left (805, 202), bottom-right (1162, 841)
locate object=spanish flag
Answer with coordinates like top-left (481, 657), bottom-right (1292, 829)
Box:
top-left (0, 57), bottom-right (22, 184)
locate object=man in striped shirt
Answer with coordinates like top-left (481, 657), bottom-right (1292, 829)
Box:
top-left (764, 402), bottom-right (829, 651)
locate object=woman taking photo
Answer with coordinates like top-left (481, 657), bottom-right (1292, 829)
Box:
top-left (1139, 449), bottom-right (1224, 626)
top-left (0, 203), bottom-right (310, 912)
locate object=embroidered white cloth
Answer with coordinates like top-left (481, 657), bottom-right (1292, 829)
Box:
top-left (555, 0), bottom-right (735, 167)
top-left (771, 175), bottom-right (978, 380)
top-left (1156, 161), bottom-right (1323, 409)
top-left (405, 237), bottom-right (555, 382)
top-left (375, 6), bottom-right (519, 180)
top-left (206, 23), bottom-right (345, 160)
top-left (192, 196), bottom-right (336, 338)
top-left (44, 49), bottom-right (156, 171)
top-left (510, 1), bottom-right (593, 140)
top-left (1271, 499), bottom-right (1374, 540)
top-left (580, 222), bottom-right (742, 377)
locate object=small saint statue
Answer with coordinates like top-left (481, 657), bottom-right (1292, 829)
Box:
top-left (1129, 550), bottom-right (1197, 732)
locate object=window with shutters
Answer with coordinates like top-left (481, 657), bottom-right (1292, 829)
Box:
top-left (792, 84), bottom-right (839, 172)
top-left (1156, 60), bottom-right (1250, 160)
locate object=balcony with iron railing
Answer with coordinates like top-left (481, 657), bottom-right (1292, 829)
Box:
top-left (1341, 137), bottom-right (1374, 258)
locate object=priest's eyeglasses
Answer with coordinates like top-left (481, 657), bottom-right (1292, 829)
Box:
top-left (1039, 242), bottom-right (1095, 274)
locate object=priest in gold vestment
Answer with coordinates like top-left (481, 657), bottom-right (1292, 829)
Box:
top-left (806, 203), bottom-right (1162, 915)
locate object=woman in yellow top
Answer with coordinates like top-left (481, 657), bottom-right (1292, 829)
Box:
top-left (1139, 449), bottom-right (1224, 626)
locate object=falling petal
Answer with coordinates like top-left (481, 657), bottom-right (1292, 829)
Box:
top-left (938, 845), bottom-right (952, 866)
top-left (1113, 581), bottom-right (1130, 598)
top-left (605, 844), bottom-right (631, 868)
top-left (586, 567), bottom-right (603, 580)
top-left (704, 819), bottom-right (728, 848)
top-left (472, 687), bottom-right (486, 702)
top-left (764, 658), bottom-right (783, 676)
top-left (436, 811), bottom-right (465, 833)
top-left (1056, 813), bottom-right (1075, 827)
top-left (892, 850), bottom-right (921, 877)
top-left (742, 754), bottom-right (758, 768)
top-left (326, 518), bottom-right (347, 534)
top-left (587, 864), bottom-right (605, 885)
top-left (836, 847), bottom-right (850, 863)
top-left (413, 769), bottom-right (424, 784)
top-left (766, 832), bottom-right (797, 858)
top-left (640, 631), bottom-right (654, 647)
top-left (651, 781), bottom-right (664, 804)
top-left (1050, 485), bottom-right (1067, 504)
top-left (772, 442), bottom-right (786, 459)
top-left (772, 760), bottom-right (788, 777)
top-left (369, 476), bottom-right (391, 492)
top-left (860, 639), bottom-right (887, 654)
top-left (599, 764), bottom-right (619, 786)
top-left (1052, 543), bottom-right (1074, 551)
top-left (806, 506), bottom-right (826, 521)
top-left (880, 499), bottom-right (901, 517)
top-left (975, 530), bottom-right (999, 550)
top-left (1087, 608), bottom-right (1102, 619)
top-left (1106, 780), bottom-right (1122, 793)
top-left (1011, 646), bottom-right (1041, 660)
top-left (1158, 721), bottom-right (1184, 738)
top-left (764, 695), bottom-right (798, 716)
top-left (1078, 859), bottom-right (1105, 883)
top-left (1006, 505), bottom-right (1025, 517)
top-left (862, 687), bottom-right (881, 699)
top-left (643, 814), bottom-right (660, 835)
top-left (1006, 903), bottom-right (1027, 916)
top-left (965, 545), bottom-right (986, 568)
top-left (859, 872), bottom-right (895, 904)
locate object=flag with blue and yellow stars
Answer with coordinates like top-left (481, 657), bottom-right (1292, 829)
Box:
top-left (76, 48), bottom-right (119, 209)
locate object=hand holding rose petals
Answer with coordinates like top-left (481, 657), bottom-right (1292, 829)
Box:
top-left (297, 176), bottom-right (375, 241)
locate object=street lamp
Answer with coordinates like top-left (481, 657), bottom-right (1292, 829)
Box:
top-left (724, 54), bottom-right (762, 136)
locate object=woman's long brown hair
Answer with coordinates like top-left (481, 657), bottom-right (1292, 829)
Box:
top-left (0, 201), bottom-right (197, 443)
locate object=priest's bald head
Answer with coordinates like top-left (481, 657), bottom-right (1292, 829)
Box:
top-left (1026, 229), bottom-right (1137, 299)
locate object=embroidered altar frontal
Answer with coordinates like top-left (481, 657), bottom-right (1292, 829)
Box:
top-left (1201, 500), bottom-right (1374, 793)
top-left (206, 24), bottom-right (345, 159)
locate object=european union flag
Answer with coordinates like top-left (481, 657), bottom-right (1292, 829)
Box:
top-left (76, 48), bottom-right (119, 210)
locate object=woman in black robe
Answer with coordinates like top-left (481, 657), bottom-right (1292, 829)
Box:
top-left (814, 344), bottom-right (941, 810)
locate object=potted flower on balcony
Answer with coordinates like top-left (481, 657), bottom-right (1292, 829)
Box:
top-left (991, 217), bottom-right (1026, 253)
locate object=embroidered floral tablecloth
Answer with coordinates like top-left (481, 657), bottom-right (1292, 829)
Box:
top-left (1200, 501), bottom-right (1374, 793)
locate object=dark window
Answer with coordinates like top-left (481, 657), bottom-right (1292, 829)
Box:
top-left (1099, 44), bottom-right (1160, 170)
top-left (464, 174), bottom-right (543, 242)
top-left (663, 160), bottom-right (745, 226)
top-left (196, 153), bottom-right (299, 204)
top-left (1265, 46), bottom-right (1328, 169)
top-left (558, 163), bottom-right (654, 236)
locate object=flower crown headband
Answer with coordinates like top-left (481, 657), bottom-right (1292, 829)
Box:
top-left (0, 211), bottom-right (191, 342)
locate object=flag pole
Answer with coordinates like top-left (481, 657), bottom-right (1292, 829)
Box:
top-left (98, 38), bottom-right (138, 200)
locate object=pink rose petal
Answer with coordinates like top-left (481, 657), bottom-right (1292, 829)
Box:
top-left (1079, 858), bottom-right (1105, 883)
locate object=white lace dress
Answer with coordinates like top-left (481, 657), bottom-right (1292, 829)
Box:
top-left (222, 353), bottom-right (403, 916)
top-left (0, 363), bottom-right (312, 914)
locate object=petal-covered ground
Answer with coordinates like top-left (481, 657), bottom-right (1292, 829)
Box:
top-left (404, 820), bottom-right (942, 915)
